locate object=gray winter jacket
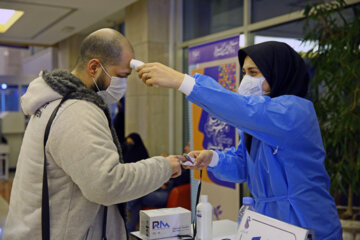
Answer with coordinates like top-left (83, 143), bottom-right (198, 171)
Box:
top-left (4, 72), bottom-right (172, 240)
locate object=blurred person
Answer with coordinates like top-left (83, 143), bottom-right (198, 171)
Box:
top-left (126, 140), bottom-right (190, 232)
top-left (184, 140), bottom-right (190, 154)
top-left (137, 41), bottom-right (342, 239)
top-left (113, 98), bottom-right (125, 143)
top-left (5, 28), bottom-right (182, 240)
top-left (123, 133), bottom-right (149, 164)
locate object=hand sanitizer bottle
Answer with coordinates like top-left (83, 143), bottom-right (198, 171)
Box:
top-left (196, 195), bottom-right (213, 240)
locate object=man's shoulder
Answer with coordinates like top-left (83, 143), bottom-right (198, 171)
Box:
top-left (54, 99), bottom-right (107, 123)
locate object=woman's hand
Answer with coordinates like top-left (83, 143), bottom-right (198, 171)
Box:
top-left (137, 62), bottom-right (185, 89)
top-left (184, 150), bottom-right (214, 170)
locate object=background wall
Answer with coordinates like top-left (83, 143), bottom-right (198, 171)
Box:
top-left (125, 0), bottom-right (171, 156)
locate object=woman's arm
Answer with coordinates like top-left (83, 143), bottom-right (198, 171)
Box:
top-left (208, 142), bottom-right (248, 183)
top-left (137, 63), bottom-right (313, 148)
top-left (187, 74), bottom-right (311, 148)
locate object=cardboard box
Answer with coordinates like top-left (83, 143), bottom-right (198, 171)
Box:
top-left (139, 207), bottom-right (191, 239)
top-left (236, 210), bottom-right (313, 240)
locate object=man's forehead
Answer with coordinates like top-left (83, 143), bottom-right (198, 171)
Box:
top-left (111, 60), bottom-right (132, 76)
top-left (115, 54), bottom-right (133, 67)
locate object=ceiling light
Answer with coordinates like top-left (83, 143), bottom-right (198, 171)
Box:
top-left (0, 8), bottom-right (24, 33)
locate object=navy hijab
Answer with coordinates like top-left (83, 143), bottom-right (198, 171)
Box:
top-left (123, 133), bottom-right (149, 164)
top-left (238, 41), bottom-right (309, 98)
top-left (237, 41), bottom-right (310, 151)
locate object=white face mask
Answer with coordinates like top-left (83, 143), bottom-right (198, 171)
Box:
top-left (93, 63), bottom-right (127, 104)
top-left (238, 75), bottom-right (266, 96)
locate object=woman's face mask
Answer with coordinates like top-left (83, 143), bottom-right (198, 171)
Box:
top-left (238, 75), bottom-right (266, 96)
top-left (93, 63), bottom-right (127, 104)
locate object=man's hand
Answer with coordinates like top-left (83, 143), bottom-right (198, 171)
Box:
top-left (185, 150), bottom-right (213, 170)
top-left (166, 155), bottom-right (182, 178)
top-left (137, 63), bottom-right (185, 89)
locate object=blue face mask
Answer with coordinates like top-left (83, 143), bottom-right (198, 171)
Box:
top-left (93, 63), bottom-right (127, 104)
top-left (237, 75), bottom-right (266, 96)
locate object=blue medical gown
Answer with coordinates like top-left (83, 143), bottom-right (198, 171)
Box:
top-left (187, 74), bottom-right (342, 240)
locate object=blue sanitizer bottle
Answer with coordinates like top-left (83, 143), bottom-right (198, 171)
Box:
top-left (238, 197), bottom-right (255, 227)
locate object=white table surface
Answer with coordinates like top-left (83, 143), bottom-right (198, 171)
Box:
top-left (130, 219), bottom-right (237, 240)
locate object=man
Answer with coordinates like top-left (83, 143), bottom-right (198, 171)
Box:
top-left (5, 28), bottom-right (181, 240)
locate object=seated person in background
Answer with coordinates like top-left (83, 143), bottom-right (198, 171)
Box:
top-left (113, 99), bottom-right (125, 143)
top-left (123, 133), bottom-right (149, 163)
top-left (126, 143), bottom-right (190, 232)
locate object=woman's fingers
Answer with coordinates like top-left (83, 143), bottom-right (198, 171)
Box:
top-left (188, 151), bottom-right (201, 158)
top-left (138, 66), bottom-right (159, 87)
top-left (136, 62), bottom-right (184, 89)
top-left (145, 78), bottom-right (157, 87)
top-left (182, 165), bottom-right (195, 170)
top-left (193, 150), bottom-right (213, 170)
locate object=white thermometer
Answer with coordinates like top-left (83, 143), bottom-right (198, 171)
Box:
top-left (130, 59), bottom-right (158, 87)
top-left (130, 59), bottom-right (144, 70)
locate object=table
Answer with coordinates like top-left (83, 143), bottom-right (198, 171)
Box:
top-left (130, 219), bottom-right (238, 240)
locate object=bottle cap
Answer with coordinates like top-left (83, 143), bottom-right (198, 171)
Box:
top-left (243, 197), bottom-right (254, 205)
top-left (200, 195), bottom-right (208, 203)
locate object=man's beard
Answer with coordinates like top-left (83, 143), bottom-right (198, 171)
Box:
top-left (91, 71), bottom-right (108, 92)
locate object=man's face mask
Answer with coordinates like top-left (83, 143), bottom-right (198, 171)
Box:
top-left (93, 63), bottom-right (127, 104)
top-left (238, 75), bottom-right (266, 96)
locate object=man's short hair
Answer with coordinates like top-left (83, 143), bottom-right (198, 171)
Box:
top-left (75, 29), bottom-right (132, 69)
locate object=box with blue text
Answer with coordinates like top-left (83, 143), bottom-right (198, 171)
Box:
top-left (139, 207), bottom-right (191, 239)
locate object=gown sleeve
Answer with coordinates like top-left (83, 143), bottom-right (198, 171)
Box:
top-left (187, 73), bottom-right (313, 148)
top-left (208, 140), bottom-right (248, 183)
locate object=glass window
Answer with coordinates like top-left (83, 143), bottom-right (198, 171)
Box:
top-left (326, 4), bottom-right (360, 26)
top-left (183, 0), bottom-right (244, 41)
top-left (253, 20), bottom-right (316, 52)
top-left (252, 4), bottom-right (359, 52)
top-left (113, 22), bottom-right (125, 35)
top-left (0, 85), bottom-right (20, 112)
top-left (21, 85), bottom-right (28, 96)
top-left (251, 0), bottom-right (331, 23)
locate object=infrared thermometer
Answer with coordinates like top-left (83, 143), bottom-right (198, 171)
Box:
top-left (130, 59), bottom-right (158, 87)
top-left (130, 59), bottom-right (144, 70)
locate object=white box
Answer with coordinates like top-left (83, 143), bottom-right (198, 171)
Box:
top-left (236, 210), bottom-right (313, 240)
top-left (140, 207), bottom-right (191, 239)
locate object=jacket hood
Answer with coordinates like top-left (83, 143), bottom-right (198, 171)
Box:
top-left (21, 71), bottom-right (62, 115)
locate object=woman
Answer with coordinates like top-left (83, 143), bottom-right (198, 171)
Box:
top-left (122, 133), bottom-right (151, 232)
top-left (125, 136), bottom-right (190, 232)
top-left (123, 133), bottom-right (149, 164)
top-left (137, 41), bottom-right (342, 239)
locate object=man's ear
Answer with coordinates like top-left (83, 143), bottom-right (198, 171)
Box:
top-left (88, 59), bottom-right (100, 77)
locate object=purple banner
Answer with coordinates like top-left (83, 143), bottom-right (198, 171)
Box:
top-left (188, 36), bottom-right (240, 65)
top-left (189, 37), bottom-right (239, 189)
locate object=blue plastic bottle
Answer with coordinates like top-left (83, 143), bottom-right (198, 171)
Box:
top-left (237, 197), bottom-right (255, 227)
